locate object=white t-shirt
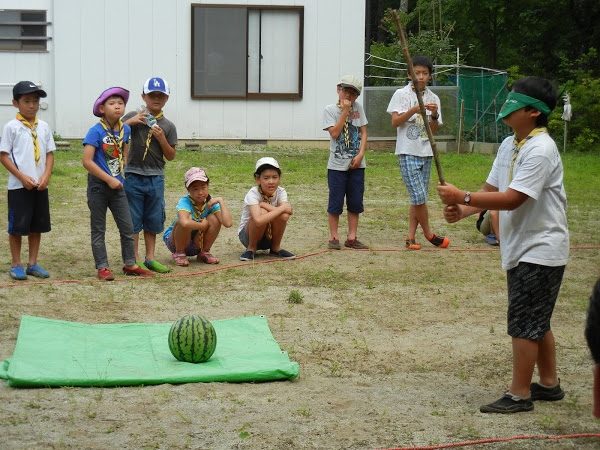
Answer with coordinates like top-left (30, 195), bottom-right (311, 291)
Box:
top-left (0, 118), bottom-right (56, 190)
top-left (487, 132), bottom-right (569, 270)
top-left (238, 185), bottom-right (289, 234)
top-left (386, 83), bottom-right (442, 157)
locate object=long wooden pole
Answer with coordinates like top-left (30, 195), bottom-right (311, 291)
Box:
top-left (391, 10), bottom-right (445, 185)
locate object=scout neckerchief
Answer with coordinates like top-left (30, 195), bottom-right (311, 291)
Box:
top-left (99, 117), bottom-right (125, 177)
top-left (336, 102), bottom-right (353, 150)
top-left (17, 113), bottom-right (40, 165)
top-left (508, 127), bottom-right (547, 183)
top-left (189, 194), bottom-right (208, 250)
top-left (258, 186), bottom-right (273, 239)
top-left (142, 110), bottom-right (164, 161)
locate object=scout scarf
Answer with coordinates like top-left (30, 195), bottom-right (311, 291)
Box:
top-left (258, 186), bottom-right (273, 239)
top-left (17, 113), bottom-right (40, 165)
top-left (509, 127), bottom-right (547, 182)
top-left (143, 110), bottom-right (164, 161)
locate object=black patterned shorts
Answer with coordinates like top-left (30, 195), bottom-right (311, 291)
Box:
top-left (507, 262), bottom-right (566, 340)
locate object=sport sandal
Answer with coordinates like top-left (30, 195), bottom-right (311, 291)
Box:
top-left (198, 252), bottom-right (219, 264)
top-left (405, 238), bottom-right (421, 250)
top-left (426, 233), bottom-right (450, 248)
top-left (172, 252), bottom-right (189, 267)
top-left (344, 239), bottom-right (368, 249)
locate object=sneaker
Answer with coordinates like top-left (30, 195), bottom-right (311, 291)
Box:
top-left (9, 264), bottom-right (28, 280)
top-left (135, 261), bottom-right (149, 270)
top-left (405, 238), bottom-right (421, 250)
top-left (197, 252), bottom-right (219, 264)
top-left (530, 381), bottom-right (565, 401)
top-left (123, 265), bottom-right (154, 276)
top-left (26, 263), bottom-right (50, 278)
top-left (144, 259), bottom-right (171, 273)
top-left (427, 233), bottom-right (450, 248)
top-left (480, 393), bottom-right (534, 414)
top-left (486, 233), bottom-right (500, 246)
top-left (344, 239), bottom-right (368, 249)
top-left (270, 249), bottom-right (296, 260)
top-left (328, 239), bottom-right (341, 250)
top-left (240, 250), bottom-right (255, 261)
top-left (97, 268), bottom-right (114, 281)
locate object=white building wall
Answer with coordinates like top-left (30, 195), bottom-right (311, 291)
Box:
top-left (0, 0), bottom-right (366, 142)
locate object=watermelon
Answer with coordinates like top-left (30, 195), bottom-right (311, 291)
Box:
top-left (168, 315), bottom-right (217, 363)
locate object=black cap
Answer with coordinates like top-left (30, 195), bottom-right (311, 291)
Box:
top-left (13, 81), bottom-right (47, 99)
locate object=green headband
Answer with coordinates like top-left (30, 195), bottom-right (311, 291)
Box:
top-left (497, 92), bottom-right (552, 121)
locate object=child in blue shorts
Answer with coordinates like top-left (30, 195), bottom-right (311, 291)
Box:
top-left (322, 75), bottom-right (369, 250)
top-left (123, 77), bottom-right (178, 273)
top-left (438, 76), bottom-right (569, 414)
top-left (163, 167), bottom-right (232, 267)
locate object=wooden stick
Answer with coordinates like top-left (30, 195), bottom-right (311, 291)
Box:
top-left (391, 10), bottom-right (445, 185)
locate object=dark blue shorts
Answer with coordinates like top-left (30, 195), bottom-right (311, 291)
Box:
top-left (7, 188), bottom-right (51, 235)
top-left (327, 168), bottom-right (365, 216)
top-left (507, 262), bottom-right (566, 340)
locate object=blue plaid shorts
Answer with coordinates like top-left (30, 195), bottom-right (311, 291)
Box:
top-left (398, 154), bottom-right (432, 205)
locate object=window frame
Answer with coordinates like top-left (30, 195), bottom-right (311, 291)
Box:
top-left (0, 10), bottom-right (51, 52)
top-left (191, 4), bottom-right (304, 100)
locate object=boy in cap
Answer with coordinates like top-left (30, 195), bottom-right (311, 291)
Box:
top-left (163, 167), bottom-right (232, 266)
top-left (238, 157), bottom-right (295, 261)
top-left (0, 81), bottom-right (55, 280)
top-left (82, 87), bottom-right (154, 280)
top-left (387, 55), bottom-right (449, 250)
top-left (123, 77), bottom-right (178, 273)
top-left (322, 75), bottom-right (369, 250)
top-left (437, 76), bottom-right (568, 413)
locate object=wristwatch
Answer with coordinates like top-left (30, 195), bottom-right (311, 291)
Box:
top-left (464, 191), bottom-right (471, 206)
top-left (430, 114), bottom-right (439, 120)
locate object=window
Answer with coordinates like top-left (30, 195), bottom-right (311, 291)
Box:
top-left (191, 5), bottom-right (303, 99)
top-left (0, 10), bottom-right (50, 51)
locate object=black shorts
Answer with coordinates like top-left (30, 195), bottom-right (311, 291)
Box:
top-left (507, 262), bottom-right (565, 340)
top-left (7, 188), bottom-right (51, 235)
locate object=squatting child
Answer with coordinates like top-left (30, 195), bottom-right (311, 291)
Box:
top-left (0, 81), bottom-right (55, 280)
top-left (123, 77), bottom-right (178, 273)
top-left (238, 157), bottom-right (294, 261)
top-left (82, 87), bottom-right (154, 280)
top-left (387, 55), bottom-right (449, 250)
top-left (163, 167), bottom-right (232, 267)
top-left (437, 76), bottom-right (569, 414)
top-left (322, 75), bottom-right (369, 250)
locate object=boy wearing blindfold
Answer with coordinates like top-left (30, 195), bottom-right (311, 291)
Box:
top-left (437, 76), bottom-right (569, 414)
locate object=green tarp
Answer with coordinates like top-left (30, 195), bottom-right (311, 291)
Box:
top-left (0, 315), bottom-right (299, 387)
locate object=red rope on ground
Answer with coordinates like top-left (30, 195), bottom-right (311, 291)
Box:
top-left (1, 245), bottom-right (598, 289)
top-left (378, 432), bottom-right (600, 450)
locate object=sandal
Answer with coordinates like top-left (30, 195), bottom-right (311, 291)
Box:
top-left (172, 252), bottom-right (189, 266)
top-left (405, 238), bottom-right (421, 250)
top-left (426, 233), bottom-right (450, 248)
top-left (198, 251), bottom-right (219, 264)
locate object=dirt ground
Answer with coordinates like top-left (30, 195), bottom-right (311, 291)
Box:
top-left (0, 152), bottom-right (599, 449)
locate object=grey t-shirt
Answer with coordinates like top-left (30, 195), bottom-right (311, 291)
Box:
top-left (123, 111), bottom-right (178, 176)
top-left (322, 101), bottom-right (368, 171)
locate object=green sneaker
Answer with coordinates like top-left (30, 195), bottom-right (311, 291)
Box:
top-left (136, 261), bottom-right (149, 271)
top-left (144, 259), bottom-right (170, 273)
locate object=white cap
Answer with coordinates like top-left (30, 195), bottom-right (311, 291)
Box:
top-left (338, 75), bottom-right (362, 95)
top-left (255, 157), bottom-right (280, 171)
